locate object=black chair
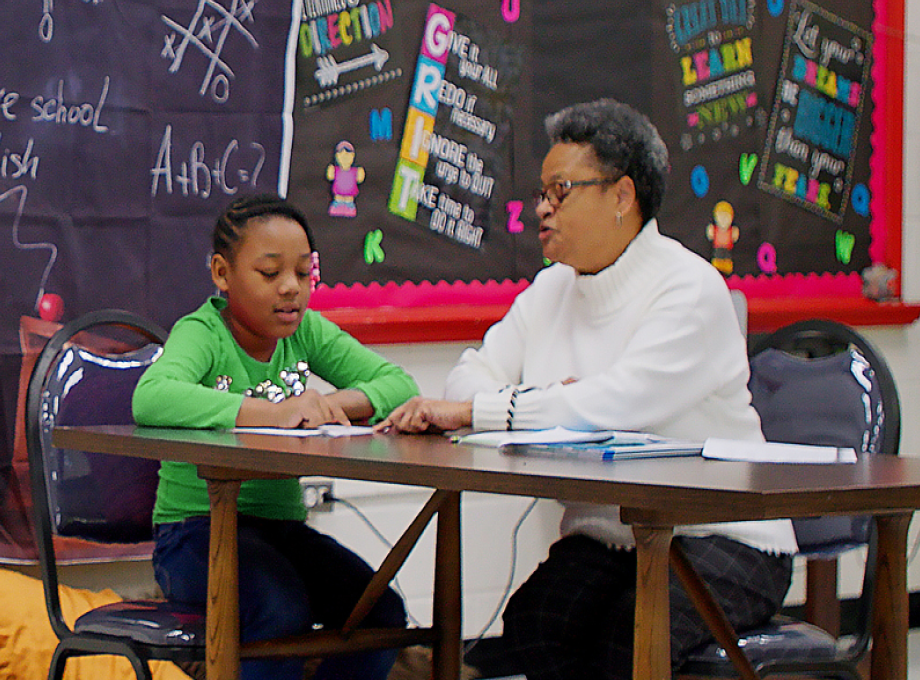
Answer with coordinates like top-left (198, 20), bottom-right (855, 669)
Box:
top-left (678, 319), bottom-right (900, 679)
top-left (25, 309), bottom-right (205, 680)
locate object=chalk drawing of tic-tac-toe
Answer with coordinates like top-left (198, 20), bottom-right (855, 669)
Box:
top-left (160, 0), bottom-right (259, 103)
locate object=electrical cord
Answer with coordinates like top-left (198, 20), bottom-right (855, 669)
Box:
top-left (909, 523), bottom-right (920, 566)
top-left (323, 491), bottom-right (541, 647)
top-left (326, 494), bottom-right (920, 646)
top-left (464, 497), bottom-right (538, 655)
top-left (323, 493), bottom-right (423, 627)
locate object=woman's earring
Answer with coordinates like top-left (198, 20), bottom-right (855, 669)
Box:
top-left (615, 212), bottom-right (623, 227)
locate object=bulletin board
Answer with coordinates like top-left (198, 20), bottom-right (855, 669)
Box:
top-left (0, 0), bottom-right (914, 357)
top-left (288, 0), bottom-right (541, 313)
top-left (290, 0), bottom-right (916, 336)
top-left (0, 0), bottom-right (913, 561)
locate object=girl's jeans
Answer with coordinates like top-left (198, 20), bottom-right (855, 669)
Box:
top-left (153, 515), bottom-right (406, 680)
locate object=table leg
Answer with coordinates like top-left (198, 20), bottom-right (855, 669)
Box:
top-left (206, 478), bottom-right (243, 680)
top-left (633, 525), bottom-right (674, 680)
top-left (668, 542), bottom-right (760, 680)
top-left (871, 513), bottom-right (912, 680)
top-left (431, 490), bottom-right (462, 680)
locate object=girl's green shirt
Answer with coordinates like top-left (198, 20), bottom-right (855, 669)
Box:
top-left (133, 297), bottom-right (419, 524)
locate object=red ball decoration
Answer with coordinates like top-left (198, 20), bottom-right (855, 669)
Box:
top-left (38, 293), bottom-right (64, 322)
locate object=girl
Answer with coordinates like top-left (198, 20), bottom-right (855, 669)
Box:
top-left (133, 193), bottom-right (419, 680)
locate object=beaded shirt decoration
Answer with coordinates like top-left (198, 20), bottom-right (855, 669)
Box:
top-left (214, 360), bottom-right (311, 403)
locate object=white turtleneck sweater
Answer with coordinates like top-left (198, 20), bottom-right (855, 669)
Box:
top-left (445, 219), bottom-right (797, 554)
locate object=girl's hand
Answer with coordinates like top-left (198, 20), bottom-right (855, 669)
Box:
top-left (237, 390), bottom-right (350, 429)
top-left (374, 397), bottom-right (472, 434)
top-left (283, 389), bottom-right (351, 428)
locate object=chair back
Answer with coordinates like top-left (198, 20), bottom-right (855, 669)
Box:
top-left (679, 320), bottom-right (899, 678)
top-left (749, 319), bottom-right (899, 554)
top-left (729, 289), bottom-right (747, 337)
top-left (25, 310), bottom-right (167, 639)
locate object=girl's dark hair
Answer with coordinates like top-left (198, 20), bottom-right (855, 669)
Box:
top-left (213, 193), bottom-right (314, 260)
top-left (545, 98), bottom-right (669, 222)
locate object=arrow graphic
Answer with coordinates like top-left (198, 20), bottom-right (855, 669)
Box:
top-left (315, 43), bottom-right (389, 88)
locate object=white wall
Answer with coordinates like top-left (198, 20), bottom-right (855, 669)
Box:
top-left (37, 0), bottom-right (920, 640)
top-left (308, 342), bottom-right (565, 639)
top-left (869, 0), bottom-right (920, 604)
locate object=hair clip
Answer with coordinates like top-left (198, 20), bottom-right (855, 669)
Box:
top-left (310, 251), bottom-right (321, 293)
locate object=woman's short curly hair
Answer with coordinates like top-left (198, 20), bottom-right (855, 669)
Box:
top-left (545, 99), bottom-right (669, 222)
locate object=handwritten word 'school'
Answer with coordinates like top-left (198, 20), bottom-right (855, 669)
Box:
top-left (1, 77), bottom-right (112, 132)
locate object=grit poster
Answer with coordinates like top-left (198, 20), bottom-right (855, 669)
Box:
top-left (287, 0), bottom-right (538, 298)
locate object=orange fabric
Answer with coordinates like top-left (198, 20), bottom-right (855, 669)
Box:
top-left (0, 569), bottom-right (191, 680)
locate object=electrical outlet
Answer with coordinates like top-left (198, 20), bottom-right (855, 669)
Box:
top-left (300, 477), bottom-right (334, 512)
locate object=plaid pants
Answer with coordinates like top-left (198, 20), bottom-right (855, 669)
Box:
top-left (501, 533), bottom-right (792, 680)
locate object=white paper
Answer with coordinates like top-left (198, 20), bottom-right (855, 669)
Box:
top-left (457, 427), bottom-right (618, 448)
top-left (317, 424), bottom-right (374, 437)
top-left (702, 438), bottom-right (857, 464)
top-left (231, 425), bottom-right (374, 438)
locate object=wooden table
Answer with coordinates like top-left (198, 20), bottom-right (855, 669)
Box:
top-left (54, 425), bottom-right (920, 680)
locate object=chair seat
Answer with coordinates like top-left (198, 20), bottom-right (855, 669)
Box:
top-left (683, 617), bottom-right (840, 668)
top-left (74, 600), bottom-right (205, 647)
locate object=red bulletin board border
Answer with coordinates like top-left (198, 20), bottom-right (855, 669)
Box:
top-left (312, 0), bottom-right (920, 345)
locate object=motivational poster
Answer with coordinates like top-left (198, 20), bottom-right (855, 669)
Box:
top-left (296, 0), bottom-right (406, 108)
top-left (758, 0), bottom-right (873, 222)
top-left (388, 3), bottom-right (522, 250)
top-left (665, 0), bottom-right (758, 151)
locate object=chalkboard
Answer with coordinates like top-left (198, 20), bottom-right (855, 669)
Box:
top-left (0, 0), bottom-right (298, 353)
top-left (0, 0), bottom-right (908, 355)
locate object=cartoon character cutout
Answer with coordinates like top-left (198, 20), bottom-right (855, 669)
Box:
top-left (326, 140), bottom-right (365, 217)
top-left (706, 200), bottom-right (739, 275)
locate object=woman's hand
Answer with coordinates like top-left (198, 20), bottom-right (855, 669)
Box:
top-left (374, 397), bottom-right (472, 434)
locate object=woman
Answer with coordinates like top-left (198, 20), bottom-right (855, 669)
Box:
top-left (377, 99), bottom-right (796, 679)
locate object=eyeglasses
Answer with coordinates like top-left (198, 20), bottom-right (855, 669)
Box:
top-left (533, 175), bottom-right (622, 209)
